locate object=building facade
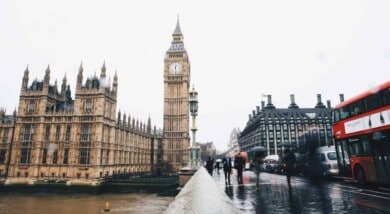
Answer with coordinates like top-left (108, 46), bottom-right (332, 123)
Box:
top-left (0, 109), bottom-right (16, 178)
top-left (239, 94), bottom-right (334, 157)
top-left (163, 19), bottom-right (191, 172)
top-left (0, 19), bottom-right (193, 184)
top-left (226, 128), bottom-right (241, 158)
top-left (0, 63), bottom-right (162, 185)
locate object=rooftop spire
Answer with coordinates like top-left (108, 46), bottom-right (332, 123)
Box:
top-left (173, 15), bottom-right (182, 35)
top-left (101, 61), bottom-right (106, 78)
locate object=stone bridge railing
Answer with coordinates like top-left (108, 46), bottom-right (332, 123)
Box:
top-left (166, 166), bottom-right (240, 214)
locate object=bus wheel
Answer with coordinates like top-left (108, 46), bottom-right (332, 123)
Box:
top-left (355, 166), bottom-right (366, 185)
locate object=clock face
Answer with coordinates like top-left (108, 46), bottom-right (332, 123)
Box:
top-left (169, 62), bottom-right (182, 74)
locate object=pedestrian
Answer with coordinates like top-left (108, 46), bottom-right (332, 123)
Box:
top-left (283, 148), bottom-right (296, 188)
top-left (222, 157), bottom-right (232, 185)
top-left (205, 156), bottom-right (214, 176)
top-left (215, 161), bottom-right (220, 172)
top-left (234, 153), bottom-right (245, 184)
top-left (253, 155), bottom-right (263, 190)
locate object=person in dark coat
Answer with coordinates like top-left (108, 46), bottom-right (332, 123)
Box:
top-left (222, 157), bottom-right (232, 185)
top-left (283, 149), bottom-right (296, 188)
top-left (206, 156), bottom-right (214, 176)
top-left (234, 153), bottom-right (245, 184)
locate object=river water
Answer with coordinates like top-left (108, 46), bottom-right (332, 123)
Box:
top-left (0, 193), bottom-right (174, 214)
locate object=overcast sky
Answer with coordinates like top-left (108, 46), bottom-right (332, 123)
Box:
top-left (1, 0), bottom-right (389, 152)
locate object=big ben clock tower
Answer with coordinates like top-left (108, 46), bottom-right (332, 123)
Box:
top-left (163, 18), bottom-right (190, 171)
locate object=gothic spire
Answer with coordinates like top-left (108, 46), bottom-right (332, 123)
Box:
top-left (77, 62), bottom-right (83, 88)
top-left (101, 61), bottom-right (106, 78)
top-left (44, 64), bottom-right (50, 85)
top-left (22, 65), bottom-right (29, 91)
top-left (173, 15), bottom-right (182, 35)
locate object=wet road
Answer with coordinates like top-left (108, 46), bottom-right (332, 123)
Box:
top-left (211, 169), bottom-right (390, 213)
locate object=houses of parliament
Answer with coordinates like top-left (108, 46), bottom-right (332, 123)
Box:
top-left (0, 19), bottom-right (191, 185)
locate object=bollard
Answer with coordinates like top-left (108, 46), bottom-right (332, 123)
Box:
top-left (103, 201), bottom-right (110, 212)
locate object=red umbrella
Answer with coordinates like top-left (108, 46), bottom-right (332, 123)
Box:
top-left (236, 152), bottom-right (248, 160)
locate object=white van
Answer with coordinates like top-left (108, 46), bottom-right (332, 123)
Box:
top-left (315, 146), bottom-right (339, 176)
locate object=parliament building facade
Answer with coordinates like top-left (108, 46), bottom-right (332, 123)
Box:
top-left (0, 19), bottom-right (191, 185)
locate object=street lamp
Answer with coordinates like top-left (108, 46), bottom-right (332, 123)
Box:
top-left (189, 86), bottom-right (200, 168)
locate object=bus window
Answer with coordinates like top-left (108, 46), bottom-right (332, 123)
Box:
top-left (365, 93), bottom-right (383, 112)
top-left (382, 88), bottom-right (390, 105)
top-left (333, 110), bottom-right (340, 123)
top-left (361, 135), bottom-right (372, 156)
top-left (350, 100), bottom-right (365, 116)
top-left (348, 137), bottom-right (363, 157)
top-left (340, 106), bottom-right (350, 120)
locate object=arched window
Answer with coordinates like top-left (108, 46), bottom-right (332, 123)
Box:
top-left (28, 101), bottom-right (36, 113)
top-left (85, 99), bottom-right (93, 113)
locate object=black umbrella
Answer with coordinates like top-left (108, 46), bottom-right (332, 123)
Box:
top-left (278, 142), bottom-right (292, 147)
top-left (248, 146), bottom-right (267, 153)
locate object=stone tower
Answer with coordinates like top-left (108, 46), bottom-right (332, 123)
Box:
top-left (163, 17), bottom-right (190, 171)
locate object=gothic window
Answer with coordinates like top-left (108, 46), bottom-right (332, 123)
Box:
top-left (20, 148), bottom-right (31, 164)
top-left (28, 101), bottom-right (36, 113)
top-left (45, 125), bottom-right (50, 142)
top-left (63, 149), bottom-right (69, 164)
top-left (52, 149), bottom-right (58, 164)
top-left (20, 124), bottom-right (33, 164)
top-left (55, 125), bottom-right (61, 142)
top-left (42, 148), bottom-right (47, 164)
top-left (79, 123), bottom-right (91, 164)
top-left (2, 128), bottom-right (9, 144)
top-left (85, 99), bottom-right (93, 113)
top-left (65, 125), bottom-right (71, 143)
top-left (0, 150), bottom-right (6, 164)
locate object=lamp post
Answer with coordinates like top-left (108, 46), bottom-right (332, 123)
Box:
top-left (189, 86), bottom-right (200, 168)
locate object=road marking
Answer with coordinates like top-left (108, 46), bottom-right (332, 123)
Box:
top-left (346, 189), bottom-right (390, 200)
top-left (379, 187), bottom-right (390, 192)
top-left (336, 183), bottom-right (390, 197)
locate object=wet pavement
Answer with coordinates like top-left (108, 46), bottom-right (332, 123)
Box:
top-left (211, 169), bottom-right (390, 213)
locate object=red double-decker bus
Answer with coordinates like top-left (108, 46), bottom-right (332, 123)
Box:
top-left (332, 81), bottom-right (390, 185)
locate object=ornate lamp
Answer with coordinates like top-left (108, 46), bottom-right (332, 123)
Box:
top-left (189, 86), bottom-right (200, 167)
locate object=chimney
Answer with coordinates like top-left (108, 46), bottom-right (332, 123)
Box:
top-left (261, 101), bottom-right (265, 110)
top-left (266, 95), bottom-right (275, 109)
top-left (256, 106), bottom-right (260, 114)
top-left (327, 100), bottom-right (331, 108)
top-left (252, 110), bottom-right (256, 117)
top-left (339, 94), bottom-right (344, 102)
top-left (317, 94), bottom-right (322, 103)
top-left (248, 114), bottom-right (252, 121)
top-left (288, 94), bottom-right (299, 108)
top-left (315, 94), bottom-right (325, 108)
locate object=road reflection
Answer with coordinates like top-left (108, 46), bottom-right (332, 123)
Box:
top-left (218, 169), bottom-right (389, 213)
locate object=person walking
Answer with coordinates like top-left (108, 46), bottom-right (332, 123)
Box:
top-left (253, 155), bottom-right (263, 190)
top-left (283, 148), bottom-right (296, 189)
top-left (206, 156), bottom-right (214, 176)
top-left (222, 157), bottom-right (232, 185)
top-left (234, 153), bottom-right (245, 184)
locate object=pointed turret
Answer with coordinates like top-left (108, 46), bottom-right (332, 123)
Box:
top-left (167, 16), bottom-right (185, 53)
top-left (77, 62), bottom-right (83, 89)
top-left (44, 65), bottom-right (50, 85)
top-left (21, 65), bottom-right (29, 91)
top-left (117, 110), bottom-right (121, 125)
top-left (147, 116), bottom-right (151, 134)
top-left (127, 114), bottom-right (131, 128)
top-left (101, 61), bottom-right (106, 78)
top-left (61, 74), bottom-right (67, 97)
top-left (112, 71), bottom-right (118, 97)
top-left (123, 112), bottom-right (127, 127)
top-left (173, 15), bottom-right (182, 35)
top-left (54, 79), bottom-right (58, 94)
